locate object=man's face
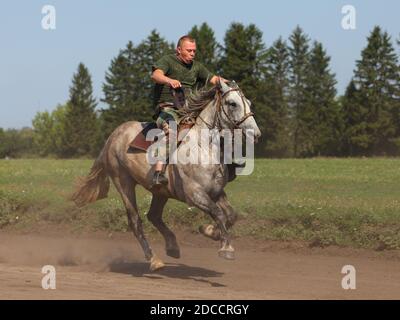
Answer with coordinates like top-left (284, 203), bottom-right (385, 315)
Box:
top-left (177, 40), bottom-right (196, 64)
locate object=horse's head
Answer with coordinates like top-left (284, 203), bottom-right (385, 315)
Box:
top-left (216, 79), bottom-right (261, 142)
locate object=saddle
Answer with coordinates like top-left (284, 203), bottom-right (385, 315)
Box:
top-left (129, 122), bottom-right (193, 152)
top-left (131, 88), bottom-right (193, 151)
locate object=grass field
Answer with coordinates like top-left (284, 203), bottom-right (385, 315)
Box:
top-left (1, 158), bottom-right (400, 250)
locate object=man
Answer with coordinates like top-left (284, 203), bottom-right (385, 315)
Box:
top-left (151, 35), bottom-right (226, 186)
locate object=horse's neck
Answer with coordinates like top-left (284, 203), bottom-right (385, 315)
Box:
top-left (172, 100), bottom-right (225, 187)
top-left (176, 101), bottom-right (222, 164)
top-left (192, 100), bottom-right (217, 132)
top-left (184, 101), bottom-right (219, 152)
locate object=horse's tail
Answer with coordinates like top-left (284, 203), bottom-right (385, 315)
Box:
top-left (71, 150), bottom-right (110, 208)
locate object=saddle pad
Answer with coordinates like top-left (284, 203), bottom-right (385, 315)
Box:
top-left (128, 122), bottom-right (194, 152)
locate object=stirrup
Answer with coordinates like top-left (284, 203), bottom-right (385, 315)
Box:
top-left (152, 171), bottom-right (168, 186)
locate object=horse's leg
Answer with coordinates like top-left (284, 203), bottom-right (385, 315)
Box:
top-left (147, 195), bottom-right (180, 259)
top-left (199, 191), bottom-right (237, 241)
top-left (217, 192), bottom-right (238, 228)
top-left (188, 188), bottom-right (235, 260)
top-left (111, 172), bottom-right (164, 272)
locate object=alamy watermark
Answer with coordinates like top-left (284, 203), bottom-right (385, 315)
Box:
top-left (145, 123), bottom-right (256, 175)
top-left (41, 5), bottom-right (56, 30)
top-left (341, 265), bottom-right (356, 290)
top-left (41, 265), bottom-right (56, 290)
top-left (341, 5), bottom-right (356, 30)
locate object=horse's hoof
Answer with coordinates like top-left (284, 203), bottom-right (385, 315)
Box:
top-left (149, 255), bottom-right (165, 272)
top-left (199, 224), bottom-right (221, 241)
top-left (218, 249), bottom-right (235, 260)
top-left (166, 248), bottom-right (181, 259)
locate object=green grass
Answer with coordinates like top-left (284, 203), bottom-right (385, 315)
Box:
top-left (1, 158), bottom-right (400, 249)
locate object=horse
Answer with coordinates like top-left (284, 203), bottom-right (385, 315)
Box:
top-left (72, 79), bottom-right (261, 272)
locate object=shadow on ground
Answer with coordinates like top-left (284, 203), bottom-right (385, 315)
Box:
top-left (108, 260), bottom-right (226, 287)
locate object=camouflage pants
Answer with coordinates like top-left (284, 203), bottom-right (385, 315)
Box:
top-left (155, 106), bottom-right (181, 128)
top-left (155, 106), bottom-right (181, 161)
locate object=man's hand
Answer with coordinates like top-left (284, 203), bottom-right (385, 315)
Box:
top-left (210, 75), bottom-right (229, 85)
top-left (152, 69), bottom-right (181, 88)
top-left (167, 79), bottom-right (182, 89)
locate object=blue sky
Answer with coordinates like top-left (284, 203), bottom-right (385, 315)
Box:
top-left (0, 0), bottom-right (399, 129)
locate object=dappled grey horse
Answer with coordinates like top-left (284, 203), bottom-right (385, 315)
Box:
top-left (72, 80), bottom-right (261, 271)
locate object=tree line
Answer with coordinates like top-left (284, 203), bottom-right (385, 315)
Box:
top-left (1, 23), bottom-right (400, 158)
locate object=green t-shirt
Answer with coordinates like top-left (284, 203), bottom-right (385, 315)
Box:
top-left (152, 54), bottom-right (213, 106)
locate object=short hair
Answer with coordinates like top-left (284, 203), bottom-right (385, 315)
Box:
top-left (177, 35), bottom-right (196, 48)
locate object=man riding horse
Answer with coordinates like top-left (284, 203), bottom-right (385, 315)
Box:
top-left (72, 35), bottom-right (261, 272)
top-left (151, 35), bottom-right (228, 186)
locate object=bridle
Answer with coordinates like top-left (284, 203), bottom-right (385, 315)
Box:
top-left (198, 86), bottom-right (255, 131)
top-left (220, 88), bottom-right (255, 128)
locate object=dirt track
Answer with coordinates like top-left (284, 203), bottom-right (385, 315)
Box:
top-left (0, 231), bottom-right (399, 299)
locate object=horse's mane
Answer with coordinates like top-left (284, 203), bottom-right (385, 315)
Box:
top-left (179, 86), bottom-right (218, 122)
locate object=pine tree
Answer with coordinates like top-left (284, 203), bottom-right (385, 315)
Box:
top-left (101, 31), bottom-right (173, 138)
top-left (101, 46), bottom-right (134, 137)
top-left (350, 26), bottom-right (400, 155)
top-left (188, 23), bottom-right (218, 73)
top-left (220, 23), bottom-right (268, 157)
top-left (220, 23), bottom-right (267, 98)
top-left (387, 33), bottom-right (400, 153)
top-left (288, 26), bottom-right (312, 157)
top-left (391, 33), bottom-right (400, 155)
top-left (305, 41), bottom-right (342, 156)
top-left (259, 37), bottom-right (291, 157)
top-left (134, 30), bottom-right (174, 103)
top-left (63, 63), bottom-right (99, 157)
top-left (341, 80), bottom-right (367, 155)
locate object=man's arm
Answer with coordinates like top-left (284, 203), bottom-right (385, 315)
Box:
top-left (151, 69), bottom-right (182, 89)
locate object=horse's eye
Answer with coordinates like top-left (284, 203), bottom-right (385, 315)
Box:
top-left (229, 102), bottom-right (237, 108)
